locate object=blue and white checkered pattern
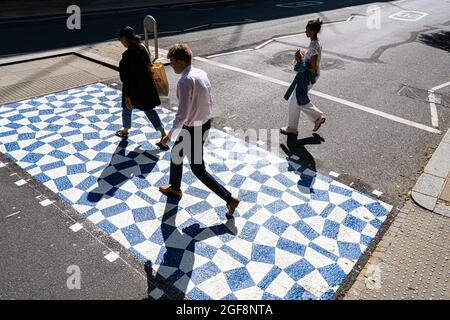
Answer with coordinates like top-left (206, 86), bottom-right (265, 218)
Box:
top-left (0, 83), bottom-right (391, 300)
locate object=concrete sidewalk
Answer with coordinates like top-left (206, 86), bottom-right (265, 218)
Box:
top-left (411, 128), bottom-right (450, 218)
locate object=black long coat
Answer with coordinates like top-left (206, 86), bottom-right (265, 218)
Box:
top-left (119, 42), bottom-right (161, 110)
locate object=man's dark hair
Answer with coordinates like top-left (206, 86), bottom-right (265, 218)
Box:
top-left (167, 43), bottom-right (192, 64)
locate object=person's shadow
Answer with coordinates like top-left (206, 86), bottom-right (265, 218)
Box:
top-left (281, 133), bottom-right (325, 194)
top-left (144, 198), bottom-right (237, 300)
top-left (87, 139), bottom-right (163, 202)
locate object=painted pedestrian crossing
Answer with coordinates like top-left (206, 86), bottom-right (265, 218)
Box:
top-left (0, 83), bottom-right (391, 299)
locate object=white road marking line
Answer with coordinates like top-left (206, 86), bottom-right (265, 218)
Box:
top-left (372, 190), bottom-right (383, 197)
top-left (14, 179), bottom-right (27, 186)
top-left (428, 91), bottom-right (439, 128)
top-left (428, 82), bottom-right (450, 128)
top-left (255, 39), bottom-right (274, 50)
top-left (256, 140), bottom-right (265, 146)
top-left (70, 223), bottom-right (83, 232)
top-left (309, 90), bottom-right (441, 134)
top-left (184, 24), bottom-right (210, 32)
top-left (195, 57), bottom-right (441, 134)
top-left (104, 251), bottom-right (119, 262)
top-left (431, 81), bottom-right (450, 91)
top-left (207, 49), bottom-right (254, 59)
top-left (39, 199), bottom-right (55, 207)
top-left (6, 211), bottom-right (21, 218)
top-left (0, 162), bottom-right (5, 168)
top-left (329, 171), bottom-right (340, 178)
top-left (195, 56), bottom-right (289, 86)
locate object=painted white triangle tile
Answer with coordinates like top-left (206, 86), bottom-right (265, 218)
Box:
top-left (265, 271), bottom-right (295, 298)
top-left (303, 216), bottom-right (326, 235)
top-left (304, 246), bottom-right (335, 269)
top-left (281, 226), bottom-right (310, 247)
top-left (247, 261), bottom-right (275, 285)
top-left (107, 210), bottom-right (135, 229)
top-left (226, 238), bottom-right (253, 260)
top-left (136, 220), bottom-right (163, 239)
top-left (212, 250), bottom-right (244, 273)
top-left (197, 273), bottom-right (232, 299)
top-left (253, 226), bottom-right (280, 247)
top-left (233, 286), bottom-right (264, 300)
top-left (275, 248), bottom-right (304, 269)
top-left (337, 224), bottom-right (362, 244)
top-left (276, 207), bottom-right (301, 225)
top-left (111, 229), bottom-right (132, 249)
top-left (132, 240), bottom-right (162, 262)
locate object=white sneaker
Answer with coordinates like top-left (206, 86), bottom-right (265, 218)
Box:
top-left (280, 127), bottom-right (298, 135)
top-left (313, 117), bottom-right (326, 132)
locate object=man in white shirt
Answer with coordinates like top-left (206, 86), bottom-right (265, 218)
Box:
top-left (159, 43), bottom-right (240, 219)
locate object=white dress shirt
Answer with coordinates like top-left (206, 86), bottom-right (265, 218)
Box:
top-left (168, 65), bottom-right (213, 138)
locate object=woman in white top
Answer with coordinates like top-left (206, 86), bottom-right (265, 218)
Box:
top-left (280, 18), bottom-right (326, 135)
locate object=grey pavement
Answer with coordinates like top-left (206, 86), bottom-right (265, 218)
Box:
top-left (0, 155), bottom-right (150, 299)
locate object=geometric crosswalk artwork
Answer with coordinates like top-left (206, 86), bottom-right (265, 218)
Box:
top-left (0, 83), bottom-right (392, 300)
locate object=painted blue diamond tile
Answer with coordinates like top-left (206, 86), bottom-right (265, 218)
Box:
top-left (337, 241), bottom-right (362, 260)
top-left (318, 263), bottom-right (347, 287)
top-left (343, 214), bottom-right (367, 233)
top-left (277, 238), bottom-right (307, 257)
top-left (284, 259), bottom-right (315, 281)
top-left (340, 198), bottom-right (362, 213)
top-left (188, 287), bottom-right (212, 300)
top-left (258, 266), bottom-right (282, 290)
top-left (0, 83), bottom-right (393, 301)
top-left (224, 267), bottom-right (255, 292)
top-left (251, 244), bottom-right (275, 264)
top-left (263, 216), bottom-right (290, 234)
top-left (122, 224), bottom-right (147, 246)
top-left (188, 261), bottom-right (221, 285)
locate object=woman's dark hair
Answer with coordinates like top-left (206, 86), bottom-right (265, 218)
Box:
top-left (119, 26), bottom-right (141, 43)
top-left (306, 18), bottom-right (323, 33)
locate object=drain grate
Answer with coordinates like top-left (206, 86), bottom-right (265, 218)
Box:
top-left (397, 84), bottom-right (450, 108)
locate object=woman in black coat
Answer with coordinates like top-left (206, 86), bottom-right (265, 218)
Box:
top-left (116, 26), bottom-right (168, 149)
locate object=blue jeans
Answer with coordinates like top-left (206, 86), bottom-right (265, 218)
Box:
top-left (122, 107), bottom-right (163, 131)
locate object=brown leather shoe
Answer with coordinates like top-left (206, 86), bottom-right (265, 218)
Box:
top-left (159, 185), bottom-right (182, 199)
top-left (226, 197), bottom-right (240, 219)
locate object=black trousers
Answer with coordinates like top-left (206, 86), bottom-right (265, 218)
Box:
top-left (169, 120), bottom-right (232, 203)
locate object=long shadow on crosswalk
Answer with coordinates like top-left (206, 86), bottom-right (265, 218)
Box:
top-left (144, 198), bottom-right (237, 300)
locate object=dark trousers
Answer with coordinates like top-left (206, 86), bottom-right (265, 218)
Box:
top-left (169, 120), bottom-right (232, 203)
